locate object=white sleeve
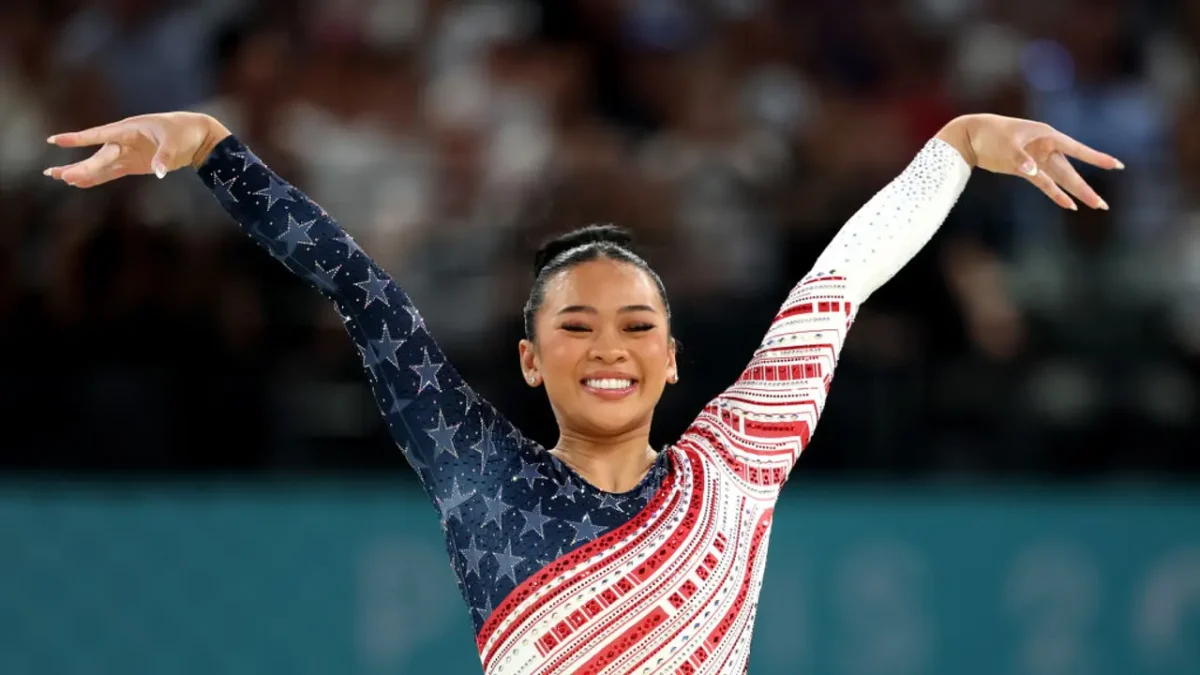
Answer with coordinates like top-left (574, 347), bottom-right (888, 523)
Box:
top-left (809, 137), bottom-right (973, 305)
top-left (675, 137), bottom-right (972, 494)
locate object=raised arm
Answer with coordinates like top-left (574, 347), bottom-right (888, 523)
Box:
top-left (44, 113), bottom-right (523, 506)
top-left (674, 114), bottom-right (1122, 497)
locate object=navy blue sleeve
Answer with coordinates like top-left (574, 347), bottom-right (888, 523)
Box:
top-left (195, 135), bottom-right (523, 510)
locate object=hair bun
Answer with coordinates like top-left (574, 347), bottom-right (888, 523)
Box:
top-left (533, 224), bottom-right (635, 278)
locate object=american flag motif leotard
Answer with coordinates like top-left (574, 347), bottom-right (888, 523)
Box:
top-left (197, 135), bottom-right (972, 674)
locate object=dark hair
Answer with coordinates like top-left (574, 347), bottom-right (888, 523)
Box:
top-left (523, 224), bottom-right (672, 341)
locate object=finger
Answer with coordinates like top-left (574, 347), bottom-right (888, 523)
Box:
top-left (1024, 161), bottom-right (1078, 211)
top-left (69, 163), bottom-right (129, 189)
top-left (150, 146), bottom-right (175, 179)
top-left (42, 164), bottom-right (73, 180)
top-left (47, 121), bottom-right (138, 148)
top-left (1044, 152), bottom-right (1108, 210)
top-left (1012, 145), bottom-right (1040, 179)
top-left (1052, 131), bottom-right (1124, 170)
top-left (56, 144), bottom-right (124, 187)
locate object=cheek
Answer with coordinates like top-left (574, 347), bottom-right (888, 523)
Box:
top-left (538, 336), bottom-right (586, 377)
top-left (634, 339), bottom-right (671, 377)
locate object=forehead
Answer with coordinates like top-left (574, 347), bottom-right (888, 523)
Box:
top-left (543, 258), bottom-right (664, 311)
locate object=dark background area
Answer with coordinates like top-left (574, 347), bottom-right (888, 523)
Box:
top-left (0, 0), bottom-right (1197, 483)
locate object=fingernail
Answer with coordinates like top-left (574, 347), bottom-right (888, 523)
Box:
top-left (153, 163), bottom-right (166, 179)
top-left (42, 168), bottom-right (51, 177)
top-left (45, 136), bottom-right (55, 144)
top-left (1021, 160), bottom-right (1038, 176)
top-left (1068, 201), bottom-right (1078, 211)
top-left (1097, 198), bottom-right (1109, 210)
top-left (1114, 159), bottom-right (1125, 170)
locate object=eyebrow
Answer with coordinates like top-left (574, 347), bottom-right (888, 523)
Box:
top-left (556, 304), bottom-right (659, 315)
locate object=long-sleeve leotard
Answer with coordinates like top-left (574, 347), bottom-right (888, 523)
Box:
top-left (197, 134), bottom-right (971, 674)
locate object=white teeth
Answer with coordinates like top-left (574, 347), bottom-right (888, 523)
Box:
top-left (584, 378), bottom-right (634, 390)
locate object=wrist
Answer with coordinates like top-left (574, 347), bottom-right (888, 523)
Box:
top-left (190, 114), bottom-right (232, 170)
top-left (935, 115), bottom-right (979, 168)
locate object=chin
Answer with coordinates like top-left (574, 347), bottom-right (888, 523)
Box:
top-left (576, 405), bottom-right (653, 437)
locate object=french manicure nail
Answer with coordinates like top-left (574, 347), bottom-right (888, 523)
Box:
top-left (1068, 201), bottom-right (1078, 211)
top-left (45, 136), bottom-right (55, 144)
top-left (1114, 159), bottom-right (1125, 170)
top-left (1021, 161), bottom-right (1038, 176)
top-left (1098, 198), bottom-right (1109, 210)
top-left (153, 164), bottom-right (166, 179)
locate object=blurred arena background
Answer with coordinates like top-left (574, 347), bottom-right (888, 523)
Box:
top-left (0, 0), bottom-right (1197, 673)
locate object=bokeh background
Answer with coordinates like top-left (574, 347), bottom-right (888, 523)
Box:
top-left (0, 0), bottom-right (1197, 673)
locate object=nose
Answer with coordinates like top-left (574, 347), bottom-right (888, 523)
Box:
top-left (588, 326), bottom-right (628, 364)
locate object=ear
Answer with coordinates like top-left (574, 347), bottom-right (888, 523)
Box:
top-left (518, 338), bottom-right (541, 387)
top-left (666, 336), bottom-right (679, 384)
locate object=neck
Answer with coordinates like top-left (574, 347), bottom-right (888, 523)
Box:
top-left (552, 427), bottom-right (656, 494)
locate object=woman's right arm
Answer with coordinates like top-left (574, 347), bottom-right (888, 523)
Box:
top-left (198, 134), bottom-right (522, 492)
top-left (46, 114), bottom-right (522, 506)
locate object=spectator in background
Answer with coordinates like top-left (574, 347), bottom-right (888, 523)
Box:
top-left (1, 0), bottom-right (1195, 479)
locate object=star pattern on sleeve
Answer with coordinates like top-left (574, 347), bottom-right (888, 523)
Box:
top-left (386, 384), bottom-right (413, 418)
top-left (357, 341), bottom-right (384, 376)
top-left (370, 324), bottom-right (406, 369)
top-left (458, 383), bottom-right (481, 414)
top-left (409, 348), bottom-right (443, 393)
top-left (491, 542), bottom-right (525, 585)
top-left (461, 537), bottom-right (488, 579)
top-left (308, 261), bottom-right (342, 295)
top-left (253, 174), bottom-right (296, 210)
top-left (404, 304), bottom-right (428, 334)
top-left (438, 478), bottom-right (478, 525)
top-left (425, 410), bottom-right (461, 458)
top-left (481, 492), bottom-right (509, 530)
top-left (472, 419), bottom-right (497, 471)
top-left (195, 135), bottom-right (671, 640)
top-left (334, 230), bottom-right (364, 258)
top-left (229, 148), bottom-right (257, 172)
top-left (274, 214), bottom-right (317, 257)
top-left (212, 174), bottom-right (239, 203)
top-left (354, 267), bottom-right (391, 309)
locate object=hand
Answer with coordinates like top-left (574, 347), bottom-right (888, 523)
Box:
top-left (43, 112), bottom-right (231, 188)
top-left (936, 114), bottom-right (1124, 211)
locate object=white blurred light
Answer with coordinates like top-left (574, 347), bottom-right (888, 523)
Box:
top-left (363, 1), bottom-right (424, 48)
top-left (739, 65), bottom-right (816, 135)
top-left (425, 65), bottom-right (491, 131)
top-left (952, 22), bottom-right (1025, 101)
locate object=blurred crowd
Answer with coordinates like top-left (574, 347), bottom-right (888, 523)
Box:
top-left (0, 0), bottom-right (1196, 479)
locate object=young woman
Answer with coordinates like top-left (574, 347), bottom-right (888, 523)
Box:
top-left (44, 111), bottom-right (1119, 674)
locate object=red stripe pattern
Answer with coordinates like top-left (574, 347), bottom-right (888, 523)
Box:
top-left (475, 138), bottom-right (970, 673)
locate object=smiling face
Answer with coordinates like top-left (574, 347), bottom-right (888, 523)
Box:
top-left (519, 257), bottom-right (677, 438)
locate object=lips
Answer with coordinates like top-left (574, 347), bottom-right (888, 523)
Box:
top-left (580, 373), bottom-right (639, 400)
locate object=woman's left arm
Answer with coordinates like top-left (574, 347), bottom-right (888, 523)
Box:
top-left (674, 115), bottom-right (1122, 495)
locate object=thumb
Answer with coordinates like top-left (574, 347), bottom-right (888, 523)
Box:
top-left (150, 146), bottom-right (175, 179)
top-left (1013, 144), bottom-right (1038, 177)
